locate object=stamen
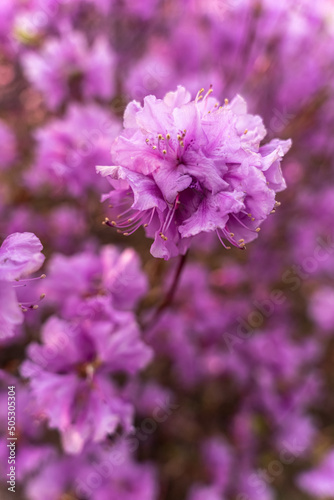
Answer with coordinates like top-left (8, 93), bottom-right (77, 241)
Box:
top-left (204, 88), bottom-right (213, 100)
top-left (161, 195), bottom-right (180, 235)
top-left (14, 274), bottom-right (46, 283)
top-left (216, 229), bottom-right (231, 250)
top-left (195, 88), bottom-right (205, 102)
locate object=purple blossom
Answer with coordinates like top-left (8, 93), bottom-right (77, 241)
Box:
top-left (24, 440), bottom-right (157, 500)
top-left (98, 86), bottom-right (291, 259)
top-left (0, 232), bottom-right (44, 340)
top-left (3, 204), bottom-right (87, 254)
top-left (20, 300), bottom-right (152, 454)
top-left (22, 29), bottom-right (115, 110)
top-left (187, 484), bottom-right (223, 500)
top-left (309, 286), bottom-right (334, 333)
top-left (201, 437), bottom-right (233, 492)
top-left (297, 450), bottom-right (334, 498)
top-left (26, 103), bottom-right (121, 196)
top-left (0, 373), bottom-right (54, 482)
top-left (41, 245), bottom-right (148, 316)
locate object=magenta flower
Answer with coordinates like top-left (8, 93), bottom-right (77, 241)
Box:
top-left (42, 245), bottom-right (148, 315)
top-left (98, 86), bottom-right (291, 259)
top-left (22, 29), bottom-right (115, 110)
top-left (297, 450), bottom-right (334, 498)
top-left (27, 103), bottom-right (121, 197)
top-left (24, 440), bottom-right (157, 500)
top-left (0, 232), bottom-right (45, 340)
top-left (21, 298), bottom-right (152, 454)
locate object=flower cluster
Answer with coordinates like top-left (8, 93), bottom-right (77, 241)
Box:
top-left (99, 87), bottom-right (290, 259)
top-left (0, 233), bottom-right (44, 340)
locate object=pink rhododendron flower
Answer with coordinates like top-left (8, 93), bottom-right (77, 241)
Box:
top-left (98, 86), bottom-right (291, 259)
top-left (0, 232), bottom-right (45, 339)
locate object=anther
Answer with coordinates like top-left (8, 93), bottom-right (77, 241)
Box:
top-left (224, 98), bottom-right (229, 105)
top-left (166, 133), bottom-right (171, 140)
top-left (162, 149), bottom-right (167, 154)
top-left (270, 209), bottom-right (276, 214)
top-left (255, 228), bottom-right (261, 232)
top-left (152, 146), bottom-right (157, 150)
top-left (158, 134), bottom-right (163, 140)
top-left (244, 129), bottom-right (248, 134)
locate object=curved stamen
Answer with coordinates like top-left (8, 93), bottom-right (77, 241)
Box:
top-left (231, 213), bottom-right (260, 233)
top-left (105, 207), bottom-right (155, 237)
top-left (161, 194), bottom-right (180, 235)
top-left (216, 229), bottom-right (231, 250)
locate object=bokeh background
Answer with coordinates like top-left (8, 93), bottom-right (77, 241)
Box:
top-left (1, 1), bottom-right (334, 499)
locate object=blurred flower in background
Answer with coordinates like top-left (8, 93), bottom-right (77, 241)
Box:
top-left (1, 1), bottom-right (334, 499)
